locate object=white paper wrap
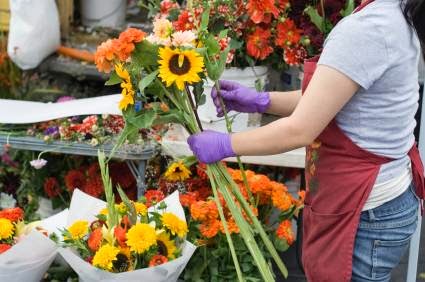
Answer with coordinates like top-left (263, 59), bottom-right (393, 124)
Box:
top-left (58, 189), bottom-right (196, 282)
top-left (0, 228), bottom-right (58, 281)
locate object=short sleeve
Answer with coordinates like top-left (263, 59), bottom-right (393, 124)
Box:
top-left (318, 17), bottom-right (390, 90)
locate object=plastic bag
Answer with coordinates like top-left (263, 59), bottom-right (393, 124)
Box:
top-left (7, 0), bottom-right (60, 69)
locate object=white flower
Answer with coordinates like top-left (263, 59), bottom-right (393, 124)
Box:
top-left (0, 193), bottom-right (16, 209)
top-left (172, 30), bottom-right (197, 47)
top-left (146, 34), bottom-right (171, 47)
top-left (30, 159), bottom-right (47, 169)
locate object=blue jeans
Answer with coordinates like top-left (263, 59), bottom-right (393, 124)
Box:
top-left (352, 184), bottom-right (420, 281)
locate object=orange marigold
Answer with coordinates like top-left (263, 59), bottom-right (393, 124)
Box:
top-left (190, 201), bottom-right (218, 222)
top-left (199, 219), bottom-right (221, 238)
top-left (272, 182), bottom-right (293, 211)
top-left (276, 220), bottom-right (295, 245)
top-left (219, 218), bottom-right (240, 235)
top-left (228, 168), bottom-right (255, 183)
top-left (94, 39), bottom-right (119, 73)
top-left (88, 228), bottom-right (103, 252)
top-left (180, 192), bottom-right (198, 208)
top-left (248, 174), bottom-right (272, 195)
top-left (0, 207), bottom-right (24, 222)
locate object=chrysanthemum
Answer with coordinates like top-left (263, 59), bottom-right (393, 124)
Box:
top-left (156, 231), bottom-right (177, 259)
top-left (158, 47), bottom-right (204, 90)
top-left (66, 220), bottom-right (89, 240)
top-left (276, 220), bottom-right (295, 245)
top-left (92, 244), bottom-right (120, 271)
top-left (149, 254), bottom-right (169, 267)
top-left (161, 212), bottom-right (188, 238)
top-left (126, 223), bottom-right (157, 254)
top-left (0, 218), bottom-right (14, 240)
top-left (133, 202), bottom-right (148, 216)
top-left (164, 161), bottom-right (191, 182)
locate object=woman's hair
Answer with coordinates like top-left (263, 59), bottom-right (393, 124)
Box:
top-left (402, 0), bottom-right (425, 55)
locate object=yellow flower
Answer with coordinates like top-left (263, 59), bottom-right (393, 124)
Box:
top-left (133, 202), bottom-right (147, 216)
top-left (161, 212), bottom-right (188, 238)
top-left (116, 202), bottom-right (127, 214)
top-left (158, 47), bottom-right (204, 90)
top-left (164, 161), bottom-right (191, 182)
top-left (115, 63), bottom-right (135, 111)
top-left (99, 208), bottom-right (108, 216)
top-left (0, 218), bottom-right (14, 240)
top-left (66, 220), bottom-right (89, 240)
top-left (157, 231), bottom-right (177, 259)
top-left (92, 244), bottom-right (120, 271)
top-left (126, 223), bottom-right (157, 254)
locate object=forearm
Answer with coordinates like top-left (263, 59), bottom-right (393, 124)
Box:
top-left (265, 90), bottom-right (301, 117)
top-left (231, 116), bottom-right (309, 156)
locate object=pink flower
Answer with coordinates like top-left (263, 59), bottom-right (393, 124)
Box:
top-left (30, 159), bottom-right (47, 169)
top-left (153, 18), bottom-right (173, 39)
top-left (146, 34), bottom-right (171, 46)
top-left (171, 31), bottom-right (197, 47)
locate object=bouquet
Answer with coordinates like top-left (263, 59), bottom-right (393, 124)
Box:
top-left (58, 152), bottom-right (196, 281)
top-left (0, 207), bottom-right (58, 282)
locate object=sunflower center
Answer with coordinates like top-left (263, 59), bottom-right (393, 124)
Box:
top-left (169, 54), bottom-right (191, 75)
top-left (113, 253), bottom-right (129, 272)
top-left (174, 167), bottom-right (182, 173)
top-left (157, 240), bottom-right (168, 257)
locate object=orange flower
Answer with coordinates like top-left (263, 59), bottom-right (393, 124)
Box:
top-left (114, 225), bottom-right (128, 248)
top-left (283, 46), bottom-right (307, 66)
top-left (0, 244), bottom-right (11, 254)
top-left (88, 228), bottom-right (103, 252)
top-left (275, 19), bottom-right (302, 48)
top-left (200, 219), bottom-right (221, 238)
top-left (145, 190), bottom-right (165, 207)
top-left (276, 220), bottom-right (295, 245)
top-left (248, 174), bottom-right (272, 195)
top-left (228, 168), bottom-right (255, 183)
top-left (220, 218), bottom-right (240, 235)
top-left (180, 192), bottom-right (198, 208)
top-left (119, 28), bottom-right (146, 44)
top-left (149, 254), bottom-right (168, 267)
top-left (196, 163), bottom-right (208, 180)
top-left (272, 182), bottom-right (293, 211)
top-left (247, 27), bottom-right (273, 60)
top-left (94, 39), bottom-right (119, 73)
top-left (0, 207), bottom-right (24, 222)
top-left (190, 201), bottom-right (218, 222)
top-left (173, 10), bottom-right (195, 31)
top-left (246, 0), bottom-right (279, 24)
top-left (294, 190), bottom-right (306, 207)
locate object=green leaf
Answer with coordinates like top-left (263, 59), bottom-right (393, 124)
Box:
top-left (274, 237), bottom-right (290, 252)
top-left (153, 110), bottom-right (184, 125)
top-left (342, 0), bottom-right (355, 17)
top-left (205, 35), bottom-right (221, 56)
top-left (218, 29), bottom-right (228, 40)
top-left (200, 9), bottom-right (210, 31)
top-left (117, 186), bottom-right (137, 225)
top-left (133, 41), bottom-right (159, 68)
top-left (138, 70), bottom-right (159, 93)
top-left (229, 39), bottom-right (243, 50)
top-left (305, 6), bottom-right (325, 33)
top-left (105, 71), bottom-right (122, 86)
top-left (127, 109), bottom-right (156, 129)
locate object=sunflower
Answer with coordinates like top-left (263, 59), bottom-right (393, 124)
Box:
top-left (92, 244), bottom-right (120, 271)
top-left (0, 218), bottom-right (14, 240)
top-left (115, 63), bottom-right (135, 111)
top-left (126, 223), bottom-right (157, 254)
top-left (164, 161), bottom-right (191, 182)
top-left (158, 47), bottom-right (204, 90)
top-left (66, 220), bottom-right (89, 240)
top-left (161, 212), bottom-right (188, 238)
top-left (156, 231), bottom-right (177, 259)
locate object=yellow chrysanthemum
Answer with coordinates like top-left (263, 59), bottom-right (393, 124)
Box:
top-left (126, 223), bottom-right (157, 254)
top-left (161, 212), bottom-right (188, 238)
top-left (92, 244), bottom-right (120, 271)
top-left (133, 202), bottom-right (148, 216)
top-left (115, 63), bottom-right (135, 111)
top-left (158, 47), bottom-right (204, 90)
top-left (157, 231), bottom-right (177, 259)
top-left (0, 218), bottom-right (14, 240)
top-left (66, 220), bottom-right (89, 240)
top-left (164, 161), bottom-right (191, 182)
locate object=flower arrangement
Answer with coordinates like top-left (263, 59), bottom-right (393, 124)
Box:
top-left (59, 152), bottom-right (195, 280)
top-left (95, 12), bottom-right (291, 279)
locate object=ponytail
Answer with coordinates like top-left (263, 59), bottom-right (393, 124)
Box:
top-left (402, 0), bottom-right (425, 56)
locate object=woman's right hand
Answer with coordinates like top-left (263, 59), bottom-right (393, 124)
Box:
top-left (211, 80), bottom-right (270, 117)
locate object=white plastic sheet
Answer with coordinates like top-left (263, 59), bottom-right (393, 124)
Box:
top-left (7, 0), bottom-right (60, 69)
top-left (58, 189), bottom-right (196, 282)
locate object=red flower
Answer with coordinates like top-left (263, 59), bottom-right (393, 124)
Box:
top-left (180, 192), bottom-right (198, 208)
top-left (65, 170), bottom-right (86, 192)
top-left (196, 163), bottom-right (208, 181)
top-left (246, 27), bottom-right (274, 60)
top-left (0, 244), bottom-right (11, 254)
top-left (109, 162), bottom-right (135, 190)
top-left (278, 0), bottom-right (291, 10)
top-left (82, 176), bottom-right (104, 198)
top-left (88, 228), bottom-right (102, 252)
top-left (283, 45), bottom-right (307, 66)
top-left (246, 0), bottom-right (279, 24)
top-left (0, 207), bottom-right (24, 222)
top-left (149, 254), bottom-right (168, 267)
top-left (160, 0), bottom-right (179, 15)
top-left (173, 10), bottom-right (195, 31)
top-left (88, 163), bottom-right (100, 178)
top-left (114, 225), bottom-right (128, 248)
top-left (275, 19), bottom-right (302, 48)
top-left (145, 190), bottom-right (165, 207)
top-left (43, 177), bottom-right (61, 198)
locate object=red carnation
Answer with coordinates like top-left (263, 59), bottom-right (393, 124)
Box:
top-left (43, 177), bottom-right (61, 198)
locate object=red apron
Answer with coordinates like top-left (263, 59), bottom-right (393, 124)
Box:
top-left (301, 1), bottom-right (425, 281)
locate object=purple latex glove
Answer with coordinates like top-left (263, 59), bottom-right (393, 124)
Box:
top-left (187, 130), bottom-right (236, 164)
top-left (211, 80), bottom-right (270, 117)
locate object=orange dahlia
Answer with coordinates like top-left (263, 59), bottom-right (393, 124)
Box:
top-left (276, 220), bottom-right (295, 245)
top-left (275, 19), bottom-right (302, 48)
top-left (247, 27), bottom-right (274, 60)
top-left (246, 0), bottom-right (279, 24)
top-left (0, 207), bottom-right (24, 222)
top-left (179, 192), bottom-right (198, 208)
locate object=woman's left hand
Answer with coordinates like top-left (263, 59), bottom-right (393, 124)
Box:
top-left (187, 130), bottom-right (236, 164)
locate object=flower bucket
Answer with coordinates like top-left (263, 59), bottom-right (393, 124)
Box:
top-left (198, 66), bottom-right (269, 132)
top-left (0, 0), bottom-right (10, 31)
top-left (80, 0), bottom-right (126, 28)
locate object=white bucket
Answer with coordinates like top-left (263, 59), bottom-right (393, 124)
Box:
top-left (199, 66), bottom-right (269, 132)
top-left (80, 0), bottom-right (126, 28)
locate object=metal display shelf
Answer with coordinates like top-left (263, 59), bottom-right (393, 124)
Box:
top-left (0, 134), bottom-right (156, 198)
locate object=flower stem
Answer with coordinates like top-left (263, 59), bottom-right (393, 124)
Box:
top-left (185, 83), bottom-right (203, 131)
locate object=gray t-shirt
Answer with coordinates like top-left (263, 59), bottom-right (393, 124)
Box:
top-left (318, 0), bottom-right (421, 184)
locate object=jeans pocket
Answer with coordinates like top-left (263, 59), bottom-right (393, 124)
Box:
top-left (371, 235), bottom-right (413, 280)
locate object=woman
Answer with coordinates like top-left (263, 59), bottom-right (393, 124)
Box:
top-left (188, 0), bottom-right (425, 281)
